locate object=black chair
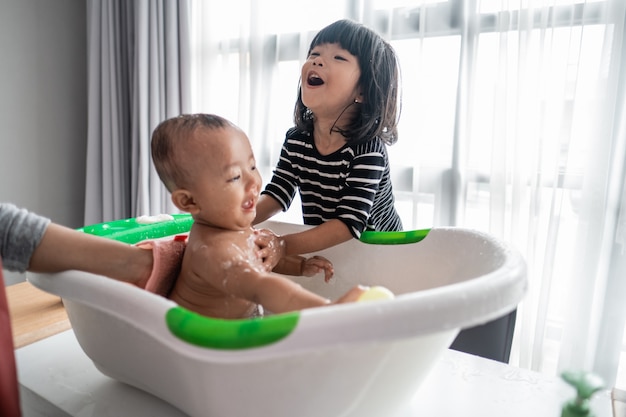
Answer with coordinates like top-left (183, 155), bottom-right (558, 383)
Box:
top-left (449, 309), bottom-right (517, 363)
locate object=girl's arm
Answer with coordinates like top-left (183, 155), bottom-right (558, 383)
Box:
top-left (280, 219), bottom-right (353, 256)
top-left (255, 220), bottom-right (352, 270)
top-left (253, 194), bottom-right (283, 225)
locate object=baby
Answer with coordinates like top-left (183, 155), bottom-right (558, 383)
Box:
top-left (151, 113), bottom-right (366, 319)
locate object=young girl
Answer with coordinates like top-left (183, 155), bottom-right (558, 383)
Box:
top-left (254, 19), bottom-right (403, 258)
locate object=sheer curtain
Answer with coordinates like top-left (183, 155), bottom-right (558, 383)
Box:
top-left (85, 0), bottom-right (191, 224)
top-left (453, 0), bottom-right (626, 389)
top-left (187, 1), bottom-right (354, 194)
top-left (187, 0), bottom-right (626, 388)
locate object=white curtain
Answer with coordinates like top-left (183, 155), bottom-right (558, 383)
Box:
top-left (455, 0), bottom-right (626, 389)
top-left (85, 0), bottom-right (191, 225)
top-left (187, 0), bottom-right (626, 387)
top-left (187, 1), bottom-right (354, 193)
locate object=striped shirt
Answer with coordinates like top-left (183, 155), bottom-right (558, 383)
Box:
top-left (262, 127), bottom-right (403, 238)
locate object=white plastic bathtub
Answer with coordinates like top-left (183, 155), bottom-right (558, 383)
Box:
top-left (28, 216), bottom-right (527, 417)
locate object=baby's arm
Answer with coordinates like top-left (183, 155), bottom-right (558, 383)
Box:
top-left (247, 272), bottom-right (331, 312)
top-left (274, 255), bottom-right (334, 282)
top-left (205, 244), bottom-right (360, 314)
top-left (248, 272), bottom-right (365, 313)
top-left (300, 256), bottom-right (334, 282)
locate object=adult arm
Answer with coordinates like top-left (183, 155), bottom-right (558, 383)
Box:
top-left (0, 203), bottom-right (152, 284)
top-left (29, 222), bottom-right (152, 284)
top-left (0, 203), bottom-right (49, 272)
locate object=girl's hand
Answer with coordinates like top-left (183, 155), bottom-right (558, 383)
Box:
top-left (254, 228), bottom-right (285, 271)
top-left (302, 255), bottom-right (334, 282)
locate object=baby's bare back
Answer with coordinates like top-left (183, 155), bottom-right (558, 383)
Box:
top-left (170, 226), bottom-right (265, 319)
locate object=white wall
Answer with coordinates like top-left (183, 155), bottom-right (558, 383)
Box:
top-left (1, 0), bottom-right (87, 284)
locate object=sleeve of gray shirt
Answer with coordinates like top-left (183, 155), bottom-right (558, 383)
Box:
top-left (0, 203), bottom-right (50, 272)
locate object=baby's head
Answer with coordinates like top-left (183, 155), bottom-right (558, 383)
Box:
top-left (151, 114), bottom-right (236, 192)
top-left (295, 19), bottom-right (400, 145)
top-left (151, 114), bottom-right (262, 230)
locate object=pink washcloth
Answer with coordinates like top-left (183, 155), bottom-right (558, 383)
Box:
top-left (136, 235), bottom-right (187, 297)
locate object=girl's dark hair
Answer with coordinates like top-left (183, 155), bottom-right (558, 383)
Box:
top-left (294, 19), bottom-right (401, 146)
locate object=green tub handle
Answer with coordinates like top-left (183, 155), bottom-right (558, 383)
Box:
top-left (360, 229), bottom-right (430, 245)
top-left (79, 213), bottom-right (193, 244)
top-left (166, 306), bottom-right (300, 349)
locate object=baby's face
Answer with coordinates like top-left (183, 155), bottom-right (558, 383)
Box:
top-left (185, 126), bottom-right (262, 231)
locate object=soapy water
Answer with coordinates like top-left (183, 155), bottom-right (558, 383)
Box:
top-left (136, 214), bottom-right (175, 224)
top-left (220, 239), bottom-right (266, 290)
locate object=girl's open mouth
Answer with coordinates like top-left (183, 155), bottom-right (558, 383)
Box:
top-left (307, 73), bottom-right (324, 86)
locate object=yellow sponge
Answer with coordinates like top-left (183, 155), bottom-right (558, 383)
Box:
top-left (358, 286), bottom-right (395, 302)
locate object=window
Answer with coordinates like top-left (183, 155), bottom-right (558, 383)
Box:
top-left (189, 0), bottom-right (626, 388)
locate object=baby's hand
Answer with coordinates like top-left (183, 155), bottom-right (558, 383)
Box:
top-left (302, 255), bottom-right (334, 282)
top-left (254, 228), bottom-right (285, 271)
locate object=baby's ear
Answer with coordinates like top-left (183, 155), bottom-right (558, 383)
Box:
top-left (171, 189), bottom-right (198, 213)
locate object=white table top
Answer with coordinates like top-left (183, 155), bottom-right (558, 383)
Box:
top-left (16, 329), bottom-right (613, 417)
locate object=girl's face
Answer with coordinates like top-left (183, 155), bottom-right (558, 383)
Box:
top-left (301, 43), bottom-right (362, 120)
top-left (183, 127), bottom-right (262, 231)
